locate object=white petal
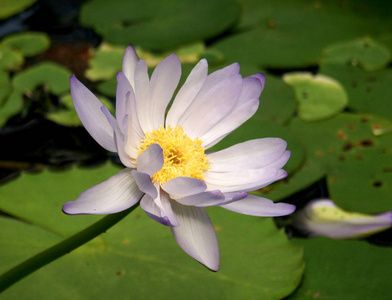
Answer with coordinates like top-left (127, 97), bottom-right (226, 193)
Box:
top-left (179, 74), bottom-right (243, 140)
top-left (166, 59), bottom-right (208, 127)
top-left (122, 45), bottom-right (140, 89)
top-left (70, 75), bottom-right (116, 152)
top-left (116, 72), bottom-right (133, 130)
top-left (149, 54), bottom-right (181, 130)
top-left (201, 75), bottom-right (264, 148)
top-left (131, 170), bottom-right (157, 199)
top-left (140, 188), bottom-right (179, 226)
top-left (62, 168), bottom-right (142, 214)
top-left (208, 138), bottom-right (288, 172)
top-left (161, 177), bottom-right (207, 197)
top-left (174, 190), bottom-right (225, 206)
top-left (101, 106), bottom-right (135, 168)
top-left (134, 59), bottom-right (153, 133)
top-left (205, 168), bottom-right (288, 193)
top-left (136, 143), bottom-right (164, 176)
top-left (171, 200), bottom-right (219, 271)
top-left (220, 194), bottom-right (296, 216)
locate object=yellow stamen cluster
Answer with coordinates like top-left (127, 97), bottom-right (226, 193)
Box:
top-left (138, 125), bottom-right (210, 185)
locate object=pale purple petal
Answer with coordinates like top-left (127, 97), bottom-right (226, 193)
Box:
top-left (205, 168), bottom-right (288, 193)
top-left (174, 190), bottom-right (225, 206)
top-left (101, 106), bottom-right (135, 168)
top-left (220, 194), bottom-right (296, 216)
top-left (134, 59), bottom-right (152, 133)
top-left (161, 177), bottom-right (207, 197)
top-left (292, 199), bottom-right (392, 239)
top-left (166, 59), bottom-right (208, 127)
top-left (122, 45), bottom-right (140, 89)
top-left (266, 150), bottom-right (291, 169)
top-left (136, 143), bottom-right (164, 176)
top-left (62, 168), bottom-right (142, 215)
top-left (208, 138), bottom-right (288, 172)
top-left (149, 54), bottom-right (181, 130)
top-left (171, 200), bottom-right (219, 271)
top-left (179, 74), bottom-right (243, 140)
top-left (140, 188), bottom-right (179, 226)
top-left (131, 170), bottom-right (157, 199)
top-left (116, 72), bottom-right (133, 129)
top-left (125, 89), bottom-right (144, 159)
top-left (201, 75), bottom-right (265, 148)
top-left (70, 75), bottom-right (116, 152)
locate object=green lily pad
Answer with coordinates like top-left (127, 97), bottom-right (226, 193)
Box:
top-left (12, 62), bottom-right (72, 96)
top-left (47, 94), bottom-right (115, 127)
top-left (321, 37), bottom-right (391, 71)
top-left (283, 72), bottom-right (348, 121)
top-left (0, 164), bottom-right (304, 299)
top-left (289, 113), bottom-right (392, 213)
top-left (85, 44), bottom-right (125, 81)
top-left (0, 46), bottom-right (24, 71)
top-left (0, 90), bottom-right (24, 128)
top-left (0, 0), bottom-right (38, 20)
top-left (288, 237), bottom-right (392, 299)
top-left (1, 32), bottom-right (50, 57)
top-left (80, 0), bottom-right (240, 51)
top-left (213, 0), bottom-right (392, 68)
top-left (0, 70), bottom-right (10, 104)
top-left (320, 64), bottom-right (392, 120)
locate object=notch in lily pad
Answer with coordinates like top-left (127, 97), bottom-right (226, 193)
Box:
top-left (321, 37), bottom-right (391, 72)
top-left (283, 72), bottom-right (348, 121)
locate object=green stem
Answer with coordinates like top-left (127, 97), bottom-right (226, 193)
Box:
top-left (0, 205), bottom-right (138, 293)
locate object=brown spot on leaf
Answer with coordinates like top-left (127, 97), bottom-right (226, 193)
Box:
top-left (372, 181), bottom-right (383, 188)
top-left (372, 123), bottom-right (382, 130)
top-left (214, 226), bottom-right (222, 232)
top-left (336, 129), bottom-right (347, 140)
top-left (329, 147), bottom-right (336, 153)
top-left (316, 150), bottom-right (324, 156)
top-left (359, 139), bottom-right (374, 148)
top-left (330, 177), bottom-right (338, 183)
top-left (342, 143), bottom-right (354, 152)
top-left (116, 270), bottom-right (124, 276)
top-left (268, 19), bottom-right (276, 28)
top-left (355, 154), bottom-right (363, 160)
top-left (360, 116), bottom-right (369, 123)
top-left (338, 155), bottom-right (345, 161)
top-left (347, 124), bottom-right (355, 130)
top-left (382, 167), bottom-right (392, 172)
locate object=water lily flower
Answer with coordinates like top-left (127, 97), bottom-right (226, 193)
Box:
top-left (292, 199), bottom-right (392, 239)
top-left (63, 45), bottom-right (295, 271)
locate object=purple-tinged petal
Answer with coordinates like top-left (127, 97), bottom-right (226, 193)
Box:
top-left (122, 45), bottom-right (140, 89)
top-left (62, 168), bottom-right (142, 215)
top-left (220, 194), bottom-right (296, 217)
top-left (136, 143), bottom-right (164, 176)
top-left (208, 138), bottom-right (288, 172)
top-left (149, 54), bottom-right (181, 130)
top-left (125, 89), bottom-right (144, 159)
top-left (205, 168), bottom-right (288, 193)
top-left (166, 59), bottom-right (208, 127)
top-left (70, 75), bottom-right (116, 152)
top-left (249, 72), bottom-right (266, 93)
top-left (171, 200), bottom-right (219, 271)
top-left (292, 199), bottom-right (392, 239)
top-left (180, 74), bottom-right (243, 140)
top-left (134, 59), bottom-right (152, 133)
top-left (116, 72), bottom-right (133, 129)
top-left (101, 106), bottom-right (135, 168)
top-left (131, 170), bottom-right (157, 199)
top-left (266, 150), bottom-right (291, 169)
top-left (201, 76), bottom-right (265, 148)
top-left (140, 188), bottom-right (179, 226)
top-left (161, 177), bottom-right (207, 197)
top-left (174, 190), bottom-right (225, 206)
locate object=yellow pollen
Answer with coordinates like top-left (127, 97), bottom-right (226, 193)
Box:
top-left (138, 125), bottom-right (210, 184)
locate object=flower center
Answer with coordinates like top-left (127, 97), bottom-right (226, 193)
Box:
top-left (138, 125), bottom-right (209, 184)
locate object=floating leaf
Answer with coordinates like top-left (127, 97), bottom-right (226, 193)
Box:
top-left (0, 70), bottom-right (10, 104)
top-left (1, 32), bottom-right (50, 57)
top-left (283, 72), bottom-right (348, 121)
top-left (213, 0), bottom-right (392, 68)
top-left (0, 0), bottom-right (38, 20)
top-left (320, 64), bottom-right (392, 120)
top-left (12, 62), bottom-right (72, 95)
top-left (0, 90), bottom-right (23, 128)
top-left (289, 113), bottom-right (392, 213)
top-left (321, 37), bottom-right (391, 71)
top-left (0, 46), bottom-right (24, 71)
top-left (0, 164), bottom-right (304, 299)
top-left (288, 238), bottom-right (392, 299)
top-left (80, 0), bottom-right (240, 51)
top-left (85, 44), bottom-right (125, 81)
